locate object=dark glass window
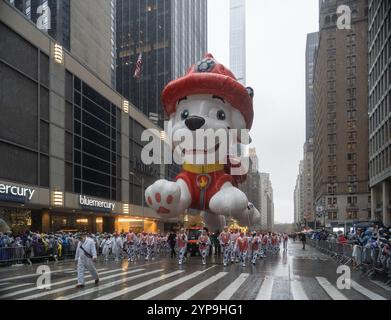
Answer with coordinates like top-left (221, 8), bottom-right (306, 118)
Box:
top-left (82, 83), bottom-right (111, 111)
top-left (82, 181), bottom-right (110, 199)
top-left (74, 135), bottom-right (81, 150)
top-left (65, 71), bottom-right (73, 102)
top-left (0, 142), bottom-right (38, 185)
top-left (83, 97), bottom-right (111, 123)
top-left (82, 111), bottom-right (111, 136)
top-left (65, 133), bottom-right (73, 162)
top-left (74, 105), bottom-right (81, 121)
top-left (0, 22), bottom-right (38, 80)
top-left (83, 139), bottom-right (111, 162)
top-left (65, 102), bottom-right (73, 132)
top-left (82, 126), bottom-right (111, 150)
top-left (40, 86), bottom-right (49, 120)
top-left (40, 121), bottom-right (49, 154)
top-left (83, 153), bottom-right (111, 175)
top-left (39, 52), bottom-right (49, 87)
top-left (40, 155), bottom-right (49, 187)
top-left (0, 62), bottom-right (38, 150)
top-left (74, 91), bottom-right (81, 106)
top-left (74, 77), bottom-right (81, 91)
top-left (65, 163), bottom-right (73, 192)
top-left (74, 165), bottom-right (81, 179)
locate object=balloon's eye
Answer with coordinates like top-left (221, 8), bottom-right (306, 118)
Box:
top-left (217, 110), bottom-right (226, 120)
top-left (181, 110), bottom-right (189, 120)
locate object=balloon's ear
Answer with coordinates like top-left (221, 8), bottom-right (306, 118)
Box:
top-left (246, 87), bottom-right (254, 99)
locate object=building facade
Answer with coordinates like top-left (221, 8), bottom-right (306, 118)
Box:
top-left (0, 1), bottom-right (171, 234)
top-left (368, 0), bottom-right (391, 226)
top-left (116, 0), bottom-right (207, 127)
top-left (306, 32), bottom-right (319, 142)
top-left (313, 0), bottom-right (370, 231)
top-left (260, 173), bottom-right (274, 230)
top-left (239, 148), bottom-right (261, 227)
top-left (229, 0), bottom-right (246, 85)
top-left (6, 0), bottom-right (115, 87)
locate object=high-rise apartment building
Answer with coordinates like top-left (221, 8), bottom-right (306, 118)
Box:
top-left (229, 0), bottom-right (246, 85)
top-left (116, 0), bottom-right (207, 127)
top-left (368, 0), bottom-right (391, 226)
top-left (314, 0), bottom-right (370, 230)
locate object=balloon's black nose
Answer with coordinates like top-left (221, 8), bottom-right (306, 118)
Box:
top-left (185, 116), bottom-right (205, 131)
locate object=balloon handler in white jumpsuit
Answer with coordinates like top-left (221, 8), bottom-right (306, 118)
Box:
top-left (75, 233), bottom-right (99, 288)
top-left (177, 228), bottom-right (188, 265)
top-left (218, 226), bottom-right (231, 267)
top-left (198, 229), bottom-right (211, 265)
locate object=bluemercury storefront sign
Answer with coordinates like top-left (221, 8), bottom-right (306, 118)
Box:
top-left (79, 195), bottom-right (115, 212)
top-left (0, 183), bottom-right (35, 203)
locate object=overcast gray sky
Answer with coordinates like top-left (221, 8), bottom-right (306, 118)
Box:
top-left (207, 0), bottom-right (319, 223)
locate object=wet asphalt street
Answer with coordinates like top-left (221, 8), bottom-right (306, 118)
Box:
top-left (0, 241), bottom-right (390, 300)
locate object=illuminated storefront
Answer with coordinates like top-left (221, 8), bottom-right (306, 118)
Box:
top-left (116, 216), bottom-right (158, 234)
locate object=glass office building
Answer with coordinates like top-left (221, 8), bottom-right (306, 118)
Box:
top-left (0, 1), bottom-right (166, 233)
top-left (116, 0), bottom-right (208, 128)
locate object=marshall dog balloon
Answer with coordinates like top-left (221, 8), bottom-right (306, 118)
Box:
top-left (145, 54), bottom-right (261, 230)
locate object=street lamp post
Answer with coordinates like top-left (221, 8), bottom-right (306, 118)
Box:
top-left (130, 171), bottom-right (145, 232)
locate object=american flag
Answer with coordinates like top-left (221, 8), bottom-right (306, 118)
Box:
top-left (133, 52), bottom-right (143, 79)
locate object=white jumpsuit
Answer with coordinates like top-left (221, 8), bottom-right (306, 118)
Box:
top-left (100, 238), bottom-right (112, 261)
top-left (75, 237), bottom-right (99, 285)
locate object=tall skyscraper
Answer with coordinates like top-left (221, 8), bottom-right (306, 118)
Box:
top-left (368, 0), bottom-right (391, 226)
top-left (314, 0), bottom-right (370, 231)
top-left (229, 0), bottom-right (246, 85)
top-left (7, 0), bottom-right (71, 49)
top-left (306, 32), bottom-right (319, 142)
top-left (239, 148), bottom-right (261, 222)
top-left (260, 172), bottom-right (274, 230)
top-left (116, 0), bottom-right (208, 127)
top-left (6, 0), bottom-right (116, 87)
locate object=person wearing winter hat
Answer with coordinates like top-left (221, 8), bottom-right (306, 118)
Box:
top-left (145, 54), bottom-right (257, 233)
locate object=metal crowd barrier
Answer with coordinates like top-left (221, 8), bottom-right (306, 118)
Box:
top-left (308, 237), bottom-right (391, 284)
top-left (0, 245), bottom-right (77, 266)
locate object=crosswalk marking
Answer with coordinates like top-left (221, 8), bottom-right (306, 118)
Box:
top-left (290, 278), bottom-right (309, 300)
top-left (0, 268), bottom-right (127, 299)
top-left (370, 279), bottom-right (391, 293)
top-left (0, 268), bottom-right (74, 283)
top-left (350, 280), bottom-right (386, 300)
top-left (315, 277), bottom-right (348, 300)
top-left (214, 273), bottom-right (249, 300)
top-left (134, 266), bottom-right (216, 300)
top-left (174, 272), bottom-right (228, 300)
top-left (18, 268), bottom-right (146, 300)
top-left (255, 276), bottom-right (274, 300)
top-left (56, 269), bottom-right (164, 300)
top-left (95, 270), bottom-right (184, 300)
top-left (0, 283), bottom-right (34, 293)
